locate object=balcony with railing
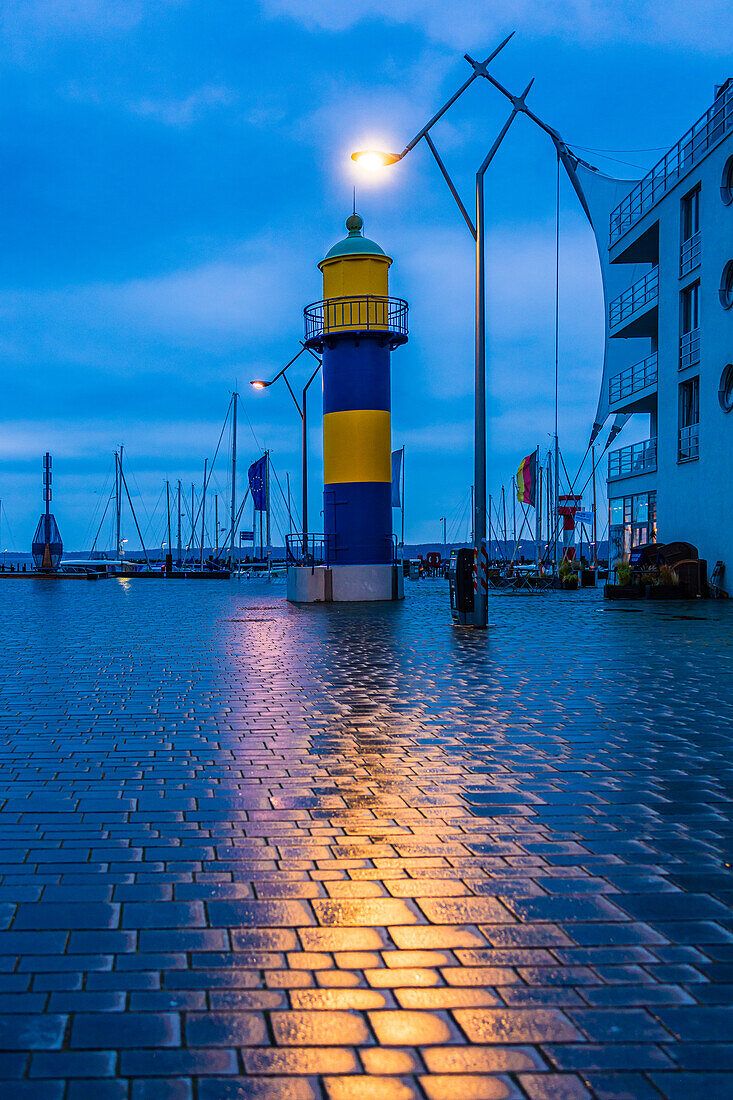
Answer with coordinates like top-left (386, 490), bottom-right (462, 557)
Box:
top-left (680, 231), bottom-right (701, 277)
top-left (678, 423), bottom-right (700, 462)
top-left (679, 327), bottom-right (701, 370)
top-left (610, 81), bottom-right (733, 245)
top-left (304, 295), bottom-right (408, 350)
top-left (609, 268), bottom-right (659, 335)
top-left (609, 352), bottom-right (658, 407)
top-left (608, 438), bottom-right (657, 480)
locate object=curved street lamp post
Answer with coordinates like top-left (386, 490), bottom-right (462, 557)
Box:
top-left (351, 36), bottom-right (561, 627)
top-left (251, 344), bottom-right (322, 550)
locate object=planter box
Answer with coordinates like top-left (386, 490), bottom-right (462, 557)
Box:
top-left (604, 583), bottom-right (644, 600)
top-left (581, 569), bottom-right (596, 587)
top-left (645, 585), bottom-right (687, 600)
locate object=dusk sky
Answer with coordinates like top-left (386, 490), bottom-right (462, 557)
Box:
top-left (0, 0), bottom-right (730, 551)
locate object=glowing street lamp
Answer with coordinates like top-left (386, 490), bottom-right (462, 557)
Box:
top-left (351, 150), bottom-right (402, 171)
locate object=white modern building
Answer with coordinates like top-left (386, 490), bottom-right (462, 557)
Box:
top-left (570, 79), bottom-right (733, 592)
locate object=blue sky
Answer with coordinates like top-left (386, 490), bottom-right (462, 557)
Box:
top-left (0, 0), bottom-right (730, 550)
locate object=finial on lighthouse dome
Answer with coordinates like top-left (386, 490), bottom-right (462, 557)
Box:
top-left (346, 212), bottom-right (363, 236)
top-left (322, 211), bottom-right (389, 262)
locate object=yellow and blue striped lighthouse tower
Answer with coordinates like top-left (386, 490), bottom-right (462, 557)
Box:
top-left (289, 212), bottom-right (408, 602)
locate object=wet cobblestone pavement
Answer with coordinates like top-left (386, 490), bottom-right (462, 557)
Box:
top-left (1, 578), bottom-right (732, 1099)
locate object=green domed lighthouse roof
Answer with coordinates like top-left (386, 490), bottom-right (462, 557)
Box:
top-left (323, 213), bottom-right (388, 260)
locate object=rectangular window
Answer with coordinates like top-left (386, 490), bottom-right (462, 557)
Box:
top-left (680, 377), bottom-right (699, 427)
top-left (634, 495), bottom-right (649, 523)
top-left (681, 186), bottom-right (700, 242)
top-left (610, 499), bottom-right (623, 526)
top-left (681, 281), bottom-right (700, 333)
top-left (679, 377), bottom-right (700, 461)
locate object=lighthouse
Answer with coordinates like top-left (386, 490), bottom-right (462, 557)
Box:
top-left (287, 212), bottom-right (408, 602)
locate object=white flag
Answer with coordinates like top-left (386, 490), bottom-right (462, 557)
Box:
top-left (391, 449), bottom-right (402, 508)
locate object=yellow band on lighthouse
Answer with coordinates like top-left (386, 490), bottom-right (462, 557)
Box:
top-left (323, 409), bottom-right (391, 484)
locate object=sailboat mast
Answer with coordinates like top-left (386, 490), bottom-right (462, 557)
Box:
top-left (230, 391), bottom-right (238, 564)
top-left (265, 450), bottom-right (270, 559)
top-left (166, 480), bottom-right (172, 560)
top-left (501, 487), bottom-right (507, 562)
top-left (114, 450), bottom-right (121, 557)
top-left (401, 445), bottom-right (405, 553)
top-left (176, 480), bottom-right (182, 563)
top-left (592, 443), bottom-right (598, 569)
top-left (215, 495), bottom-right (219, 554)
top-left (512, 476), bottom-right (517, 554)
top-left (44, 453), bottom-right (50, 520)
top-left (200, 458), bottom-right (207, 569)
top-left (554, 435), bottom-right (560, 569)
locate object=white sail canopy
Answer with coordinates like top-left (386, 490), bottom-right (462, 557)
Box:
top-left (555, 148), bottom-right (643, 445)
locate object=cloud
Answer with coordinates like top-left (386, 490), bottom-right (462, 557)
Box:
top-left (396, 218), bottom-right (603, 403)
top-left (0, 236), bottom-right (312, 373)
top-left (0, 416), bottom-right (298, 463)
top-left (131, 85), bottom-right (238, 128)
top-left (0, 0), bottom-right (180, 47)
top-left (259, 0), bottom-right (733, 53)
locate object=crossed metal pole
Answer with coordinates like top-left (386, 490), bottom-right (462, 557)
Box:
top-left (353, 34), bottom-right (597, 624)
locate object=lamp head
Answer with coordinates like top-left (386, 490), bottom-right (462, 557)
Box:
top-left (350, 149), bottom-right (401, 171)
top-left (250, 380), bottom-right (269, 390)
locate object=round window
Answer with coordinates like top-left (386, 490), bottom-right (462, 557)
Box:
top-left (722, 155), bottom-right (733, 205)
top-left (719, 364), bottom-right (733, 412)
top-left (720, 261), bottom-right (733, 309)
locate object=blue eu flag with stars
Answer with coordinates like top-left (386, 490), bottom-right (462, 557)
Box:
top-left (248, 455), bottom-right (267, 511)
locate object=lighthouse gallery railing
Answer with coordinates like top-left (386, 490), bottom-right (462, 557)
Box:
top-left (304, 295), bottom-right (409, 343)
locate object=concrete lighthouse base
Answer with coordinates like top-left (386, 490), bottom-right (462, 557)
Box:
top-left (287, 564), bottom-right (404, 604)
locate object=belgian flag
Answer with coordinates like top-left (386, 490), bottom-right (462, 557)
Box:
top-left (516, 450), bottom-right (537, 507)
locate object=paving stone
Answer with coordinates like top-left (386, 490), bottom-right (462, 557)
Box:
top-left (517, 1074), bottom-right (592, 1099)
top-left (70, 1012), bottom-right (181, 1048)
top-left (648, 1072), bottom-right (733, 1098)
top-left (199, 1079), bottom-right (321, 1100)
top-left (582, 1073), bottom-right (661, 1099)
top-left (130, 1080), bottom-right (193, 1100)
top-left (368, 1011), bottom-right (460, 1045)
top-left (418, 1075), bottom-right (520, 1099)
top-left (121, 1049), bottom-right (238, 1075)
top-left (271, 1010), bottom-right (372, 1046)
top-left (0, 1014), bottom-right (67, 1050)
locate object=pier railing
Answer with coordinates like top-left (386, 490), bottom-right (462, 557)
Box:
top-left (286, 532), bottom-right (398, 567)
top-left (286, 533), bottom-right (329, 567)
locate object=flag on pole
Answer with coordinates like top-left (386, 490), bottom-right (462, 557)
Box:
top-left (391, 448), bottom-right (403, 508)
top-left (516, 451), bottom-right (537, 507)
top-left (248, 455), bottom-right (267, 511)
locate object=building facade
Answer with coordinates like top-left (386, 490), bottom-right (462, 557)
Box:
top-left (595, 80), bottom-right (733, 589)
